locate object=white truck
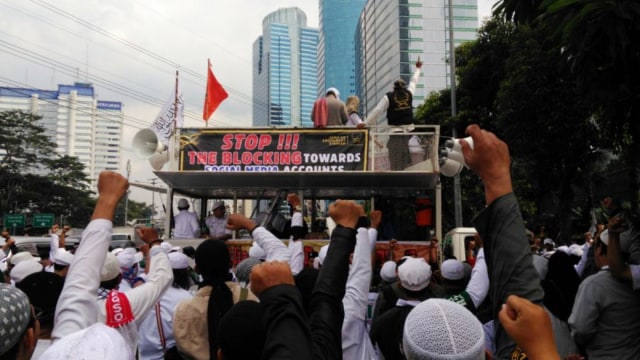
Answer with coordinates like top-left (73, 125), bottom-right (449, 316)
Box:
top-left (442, 227), bottom-right (478, 262)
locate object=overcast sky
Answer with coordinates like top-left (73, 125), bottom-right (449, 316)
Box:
top-left (0, 0), bottom-right (496, 207)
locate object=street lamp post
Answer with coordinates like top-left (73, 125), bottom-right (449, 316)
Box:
top-left (448, 0), bottom-right (463, 228)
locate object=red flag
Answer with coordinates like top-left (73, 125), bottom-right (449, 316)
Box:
top-left (203, 59), bottom-right (228, 121)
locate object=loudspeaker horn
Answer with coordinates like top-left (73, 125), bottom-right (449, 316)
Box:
top-left (132, 128), bottom-right (165, 159)
top-left (149, 151), bottom-right (169, 171)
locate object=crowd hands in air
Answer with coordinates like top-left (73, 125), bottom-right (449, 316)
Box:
top-left (2, 124), bottom-right (638, 359)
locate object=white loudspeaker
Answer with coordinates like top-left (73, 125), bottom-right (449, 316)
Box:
top-left (132, 129), bottom-right (165, 159)
top-left (445, 136), bottom-right (474, 154)
top-left (149, 152), bottom-right (169, 171)
top-left (439, 157), bottom-right (465, 177)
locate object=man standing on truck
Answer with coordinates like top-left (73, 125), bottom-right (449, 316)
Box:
top-left (173, 199), bottom-right (200, 239)
top-left (205, 201), bottom-right (232, 241)
top-left (365, 57), bottom-right (423, 170)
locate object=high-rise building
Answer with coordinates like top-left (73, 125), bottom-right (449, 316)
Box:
top-left (318, 0), bottom-right (367, 99)
top-left (356, 0), bottom-right (478, 118)
top-left (0, 83), bottom-right (123, 186)
top-left (252, 7), bottom-right (319, 127)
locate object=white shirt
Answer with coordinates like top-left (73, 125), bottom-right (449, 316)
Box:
top-left (173, 210), bottom-right (200, 239)
top-left (252, 227), bottom-right (291, 262)
top-left (205, 215), bottom-right (232, 238)
top-left (49, 233), bottom-right (60, 262)
top-left (138, 286), bottom-right (193, 360)
top-left (342, 227), bottom-right (378, 360)
top-left (465, 248), bottom-right (489, 308)
top-left (52, 219), bottom-right (112, 341)
top-left (97, 246), bottom-right (172, 324)
top-left (288, 212), bottom-right (304, 275)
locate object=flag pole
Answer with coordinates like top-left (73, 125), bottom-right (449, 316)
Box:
top-left (169, 70), bottom-right (179, 171)
top-left (205, 59), bottom-right (210, 128)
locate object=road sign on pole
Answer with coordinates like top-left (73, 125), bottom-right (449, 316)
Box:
top-left (4, 214), bottom-right (25, 229)
top-left (33, 213), bottom-right (55, 228)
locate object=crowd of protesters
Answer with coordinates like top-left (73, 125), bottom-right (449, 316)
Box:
top-left (2, 124), bottom-right (639, 359)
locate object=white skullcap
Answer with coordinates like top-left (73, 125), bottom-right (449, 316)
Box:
top-left (380, 261), bottom-right (398, 283)
top-left (39, 323), bottom-right (134, 360)
top-left (116, 251), bottom-right (136, 270)
top-left (54, 250), bottom-right (74, 267)
top-left (212, 201), bottom-right (225, 210)
top-left (160, 242), bottom-right (173, 252)
top-left (248, 242), bottom-right (266, 260)
top-left (101, 253), bottom-right (120, 282)
top-left (10, 260), bottom-right (42, 283)
top-left (440, 259), bottom-right (465, 281)
top-left (568, 244), bottom-right (583, 258)
top-left (326, 87), bottom-right (340, 99)
top-left (398, 257), bottom-right (431, 291)
top-left (318, 244), bottom-right (329, 266)
top-left (600, 230), bottom-right (609, 246)
top-left (168, 252), bottom-right (190, 270)
top-left (10, 251), bottom-right (41, 266)
top-left (543, 238), bottom-right (555, 246)
top-left (403, 298), bottom-right (485, 360)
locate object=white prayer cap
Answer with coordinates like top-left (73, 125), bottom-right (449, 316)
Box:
top-left (440, 259), bottom-right (465, 281)
top-left (403, 299), bottom-right (485, 360)
top-left (380, 261), bottom-right (398, 283)
top-left (169, 252), bottom-right (190, 270)
top-left (10, 251), bottom-right (41, 266)
top-left (397, 257), bottom-right (431, 291)
top-left (116, 251), bottom-right (136, 270)
top-left (54, 250), bottom-right (74, 267)
top-left (10, 260), bottom-right (42, 283)
top-left (100, 253), bottom-right (120, 282)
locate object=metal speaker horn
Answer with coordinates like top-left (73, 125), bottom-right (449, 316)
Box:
top-left (132, 128), bottom-right (165, 159)
top-left (149, 152), bottom-right (169, 171)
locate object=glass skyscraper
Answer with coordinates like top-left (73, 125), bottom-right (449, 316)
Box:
top-left (318, 0), bottom-right (367, 99)
top-left (252, 8), bottom-right (319, 127)
top-left (356, 0), bottom-right (478, 119)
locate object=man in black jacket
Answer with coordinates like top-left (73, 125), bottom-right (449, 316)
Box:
top-left (250, 200), bottom-right (361, 359)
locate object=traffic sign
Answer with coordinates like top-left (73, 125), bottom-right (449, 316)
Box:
top-left (33, 213), bottom-right (55, 228)
top-left (4, 214), bottom-right (25, 228)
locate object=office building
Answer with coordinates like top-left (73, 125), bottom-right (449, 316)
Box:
top-left (0, 83), bottom-right (123, 186)
top-left (356, 0), bottom-right (478, 118)
top-left (318, 0), bottom-right (367, 99)
top-left (252, 7), bottom-right (319, 127)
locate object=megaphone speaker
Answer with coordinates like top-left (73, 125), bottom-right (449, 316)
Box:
top-left (439, 157), bottom-right (464, 177)
top-left (149, 152), bottom-right (169, 171)
top-left (133, 129), bottom-right (165, 159)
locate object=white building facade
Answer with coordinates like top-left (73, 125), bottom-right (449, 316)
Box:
top-left (0, 83), bottom-right (123, 186)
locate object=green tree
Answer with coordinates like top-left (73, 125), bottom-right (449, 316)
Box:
top-left (495, 23), bottom-right (600, 242)
top-left (0, 110), bottom-right (95, 228)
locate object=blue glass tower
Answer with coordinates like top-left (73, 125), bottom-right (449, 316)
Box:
top-left (318, 0), bottom-right (367, 99)
top-left (252, 8), bottom-right (319, 127)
